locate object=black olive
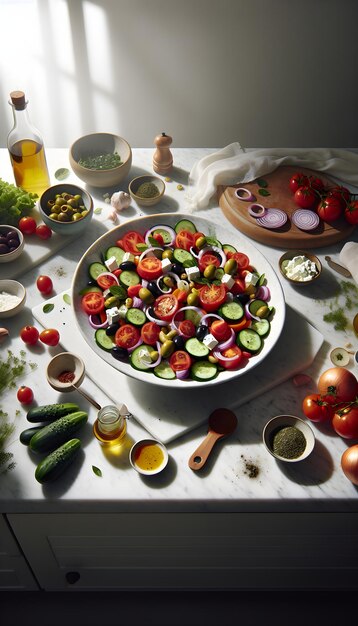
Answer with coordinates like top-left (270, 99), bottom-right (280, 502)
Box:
top-left (6, 231), bottom-right (19, 242)
top-left (146, 306), bottom-right (157, 319)
top-left (173, 335), bottom-right (185, 350)
top-left (7, 238), bottom-right (19, 250)
top-left (146, 280), bottom-right (161, 297)
top-left (0, 236), bottom-right (8, 246)
top-left (111, 346), bottom-right (128, 361)
top-left (120, 260), bottom-right (137, 272)
top-left (0, 244), bottom-right (10, 255)
top-left (235, 293), bottom-right (250, 306)
top-left (171, 262), bottom-right (184, 276)
top-left (87, 279), bottom-right (97, 286)
top-left (196, 324), bottom-right (209, 341)
top-left (106, 323), bottom-right (120, 336)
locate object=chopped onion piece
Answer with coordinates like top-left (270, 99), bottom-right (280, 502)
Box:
top-left (144, 225), bottom-right (176, 246)
top-left (89, 315), bottom-right (108, 329)
top-left (256, 208), bottom-right (288, 229)
top-left (292, 209), bottom-right (320, 231)
top-left (176, 368), bottom-right (190, 380)
top-left (132, 296), bottom-right (144, 309)
top-left (256, 285), bottom-right (270, 301)
top-left (248, 203), bottom-right (266, 218)
top-left (235, 187), bottom-right (256, 202)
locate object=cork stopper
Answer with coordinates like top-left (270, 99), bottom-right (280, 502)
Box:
top-left (10, 91), bottom-right (26, 110)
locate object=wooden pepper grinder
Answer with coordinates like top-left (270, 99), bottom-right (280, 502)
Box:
top-left (153, 132), bottom-right (173, 174)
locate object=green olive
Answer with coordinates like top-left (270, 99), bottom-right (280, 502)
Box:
top-left (162, 249), bottom-right (173, 260)
top-left (74, 194), bottom-right (82, 203)
top-left (49, 213), bottom-right (59, 220)
top-left (50, 204), bottom-right (61, 214)
top-left (224, 258), bottom-right (238, 275)
top-left (255, 305), bottom-right (269, 318)
top-left (204, 264), bottom-right (217, 280)
top-left (187, 292), bottom-right (199, 306)
top-left (55, 197), bottom-right (66, 207)
top-left (72, 213), bottom-right (83, 221)
top-left (159, 330), bottom-right (168, 344)
top-left (163, 275), bottom-right (175, 288)
top-left (57, 212), bottom-right (70, 222)
top-left (160, 340), bottom-right (174, 358)
top-left (81, 210), bottom-right (89, 217)
top-left (139, 287), bottom-right (154, 304)
top-left (67, 198), bottom-right (78, 208)
top-left (150, 350), bottom-right (159, 363)
top-left (105, 296), bottom-right (119, 308)
top-left (125, 297), bottom-right (133, 308)
top-left (196, 236), bottom-right (207, 249)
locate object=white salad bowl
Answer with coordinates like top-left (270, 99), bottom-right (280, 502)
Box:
top-left (71, 213), bottom-right (285, 389)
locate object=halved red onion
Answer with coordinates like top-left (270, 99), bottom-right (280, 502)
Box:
top-left (248, 203), bottom-right (266, 218)
top-left (139, 246), bottom-right (163, 261)
top-left (96, 271), bottom-right (119, 285)
top-left (171, 306), bottom-right (204, 331)
top-left (235, 187), bottom-right (256, 202)
top-left (89, 314), bottom-right (109, 329)
top-left (201, 313), bottom-right (223, 326)
top-left (292, 209), bottom-right (320, 231)
top-left (256, 285), bottom-right (270, 301)
top-left (198, 245), bottom-right (227, 267)
top-left (144, 225), bottom-right (176, 246)
top-left (127, 336), bottom-right (144, 354)
top-left (256, 208), bottom-right (287, 229)
top-left (217, 328), bottom-right (235, 350)
top-left (145, 307), bottom-right (168, 326)
top-left (176, 368), bottom-right (190, 380)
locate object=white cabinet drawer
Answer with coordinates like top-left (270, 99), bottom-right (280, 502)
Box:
top-left (0, 515), bottom-right (37, 590)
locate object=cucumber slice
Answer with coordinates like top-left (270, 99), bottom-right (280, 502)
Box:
top-left (105, 246), bottom-right (126, 265)
top-left (222, 244), bottom-right (237, 254)
top-left (191, 361), bottom-right (218, 381)
top-left (154, 361), bottom-right (176, 379)
top-left (236, 328), bottom-right (262, 353)
top-left (174, 219), bottom-right (197, 234)
top-left (173, 248), bottom-right (195, 266)
top-left (251, 319), bottom-right (270, 337)
top-left (152, 227), bottom-right (174, 245)
top-left (130, 345), bottom-right (155, 371)
top-left (248, 299), bottom-right (267, 316)
top-left (79, 285), bottom-right (103, 295)
top-left (125, 307), bottom-right (146, 327)
top-left (184, 309), bottom-right (203, 326)
top-left (219, 301), bottom-right (244, 323)
top-left (205, 236), bottom-right (222, 249)
top-left (185, 337), bottom-right (210, 359)
top-left (95, 329), bottom-right (115, 352)
top-left (89, 261), bottom-right (107, 281)
top-left (119, 270), bottom-right (140, 288)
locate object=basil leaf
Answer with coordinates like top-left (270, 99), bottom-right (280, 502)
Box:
top-left (92, 465), bottom-right (102, 477)
top-left (54, 167), bottom-right (70, 181)
top-left (258, 189), bottom-right (271, 196)
top-left (109, 285), bottom-right (127, 299)
top-left (136, 243), bottom-right (148, 252)
top-left (94, 207), bottom-right (102, 215)
top-left (43, 303), bottom-right (54, 314)
top-left (148, 236), bottom-right (161, 248)
top-left (256, 177), bottom-right (268, 188)
top-left (63, 293), bottom-right (71, 305)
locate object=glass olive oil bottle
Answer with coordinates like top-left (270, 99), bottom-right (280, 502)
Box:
top-left (7, 91), bottom-right (50, 197)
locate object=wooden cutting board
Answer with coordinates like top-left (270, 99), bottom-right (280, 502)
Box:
top-left (218, 165), bottom-right (355, 249)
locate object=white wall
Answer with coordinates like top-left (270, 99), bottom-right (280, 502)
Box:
top-left (0, 0), bottom-right (357, 149)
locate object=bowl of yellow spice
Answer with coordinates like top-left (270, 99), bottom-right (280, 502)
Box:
top-left (129, 175), bottom-right (165, 207)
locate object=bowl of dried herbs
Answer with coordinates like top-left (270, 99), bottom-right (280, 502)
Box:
top-left (263, 414), bottom-right (315, 463)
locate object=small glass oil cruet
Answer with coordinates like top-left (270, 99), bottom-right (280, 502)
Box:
top-left (7, 90), bottom-right (50, 196)
top-left (93, 403), bottom-right (130, 446)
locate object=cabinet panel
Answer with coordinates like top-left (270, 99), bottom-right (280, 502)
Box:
top-left (8, 512), bottom-right (358, 591)
top-left (0, 515), bottom-right (38, 590)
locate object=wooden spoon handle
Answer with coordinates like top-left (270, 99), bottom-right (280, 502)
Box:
top-left (188, 431), bottom-right (222, 471)
top-left (72, 383), bottom-right (102, 411)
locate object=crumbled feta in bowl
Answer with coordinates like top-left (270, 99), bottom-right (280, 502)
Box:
top-left (279, 251), bottom-right (321, 285)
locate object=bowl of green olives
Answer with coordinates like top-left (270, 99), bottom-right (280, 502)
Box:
top-left (38, 184), bottom-right (93, 235)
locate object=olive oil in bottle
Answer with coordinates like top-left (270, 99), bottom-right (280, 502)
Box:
top-left (7, 91), bottom-right (50, 197)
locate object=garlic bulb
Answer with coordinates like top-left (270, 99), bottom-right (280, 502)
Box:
top-left (110, 191), bottom-right (131, 211)
top-left (0, 328), bottom-right (9, 342)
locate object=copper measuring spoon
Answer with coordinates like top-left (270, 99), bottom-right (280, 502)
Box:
top-left (188, 408), bottom-right (238, 471)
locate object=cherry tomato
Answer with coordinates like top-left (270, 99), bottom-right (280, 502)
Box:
top-left (332, 406), bottom-right (358, 439)
top-left (178, 319), bottom-right (196, 338)
top-left (302, 393), bottom-right (334, 423)
top-left (199, 284), bottom-right (227, 312)
top-left (17, 385), bottom-right (34, 405)
top-left (153, 294), bottom-right (179, 322)
top-left (121, 231), bottom-right (145, 255)
top-left (140, 321), bottom-right (161, 346)
top-left (81, 292), bottom-right (105, 315)
top-left (127, 284), bottom-right (142, 298)
top-left (210, 319), bottom-right (231, 342)
top-left (113, 268), bottom-right (122, 278)
top-left (193, 231), bottom-right (206, 245)
top-left (229, 252), bottom-right (250, 270)
top-left (198, 252), bottom-right (221, 271)
top-left (175, 230), bottom-right (195, 252)
top-left (20, 325), bottom-right (39, 345)
top-left (137, 256), bottom-right (163, 281)
top-left (317, 196), bottom-right (342, 222)
top-left (216, 345), bottom-right (242, 369)
top-left (294, 185), bottom-right (318, 209)
top-left (327, 186), bottom-right (351, 209)
top-left (96, 273), bottom-right (118, 290)
top-left (35, 224), bottom-right (52, 239)
top-left (36, 275), bottom-right (53, 295)
top-left (18, 216), bottom-right (37, 235)
top-left (115, 324), bottom-right (140, 349)
top-left (289, 172), bottom-right (309, 194)
top-left (39, 328), bottom-right (60, 346)
top-left (169, 350), bottom-right (192, 372)
top-left (308, 175), bottom-right (325, 193)
top-left (344, 200), bottom-right (358, 225)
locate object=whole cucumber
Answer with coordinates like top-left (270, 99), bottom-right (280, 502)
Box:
top-left (29, 411), bottom-right (88, 453)
top-left (19, 426), bottom-right (44, 446)
top-left (27, 403), bottom-right (80, 423)
top-left (35, 439), bottom-right (81, 484)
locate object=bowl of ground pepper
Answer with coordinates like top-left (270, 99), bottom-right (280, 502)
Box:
top-left (129, 175), bottom-right (165, 207)
top-left (262, 415), bottom-right (315, 463)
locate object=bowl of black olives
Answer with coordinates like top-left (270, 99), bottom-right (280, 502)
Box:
top-left (0, 225), bottom-right (24, 263)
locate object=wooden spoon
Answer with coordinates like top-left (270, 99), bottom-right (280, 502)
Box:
top-left (71, 382), bottom-right (102, 410)
top-left (188, 408), bottom-right (238, 471)
top-left (325, 256), bottom-right (352, 278)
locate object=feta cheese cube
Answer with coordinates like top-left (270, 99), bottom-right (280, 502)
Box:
top-left (244, 271), bottom-right (259, 286)
top-left (185, 265), bottom-right (200, 280)
top-left (117, 304), bottom-right (128, 319)
top-left (202, 333), bottom-right (219, 350)
top-left (221, 273), bottom-right (235, 289)
top-left (161, 257), bottom-right (173, 273)
top-left (104, 256), bottom-right (119, 272)
top-left (106, 307), bottom-right (121, 325)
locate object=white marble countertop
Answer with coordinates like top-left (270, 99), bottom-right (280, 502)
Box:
top-left (1, 148), bottom-right (358, 513)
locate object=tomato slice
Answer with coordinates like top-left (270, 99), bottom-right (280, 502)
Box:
top-left (127, 284), bottom-right (142, 298)
top-left (230, 252), bottom-right (250, 270)
top-left (81, 292), bottom-right (105, 315)
top-left (169, 350), bottom-right (192, 372)
top-left (115, 324), bottom-right (140, 349)
top-left (137, 256), bottom-right (163, 280)
top-left (96, 273), bottom-right (118, 290)
top-left (178, 319), bottom-right (196, 338)
top-left (230, 277), bottom-right (246, 295)
top-left (153, 294), bottom-right (179, 321)
top-left (175, 230), bottom-right (195, 252)
top-left (210, 319), bottom-right (231, 341)
top-left (140, 321), bottom-right (161, 346)
top-left (122, 230), bottom-right (145, 254)
top-left (216, 345), bottom-right (242, 369)
top-left (199, 284), bottom-right (227, 312)
top-left (229, 317), bottom-right (251, 332)
top-left (198, 252), bottom-right (221, 271)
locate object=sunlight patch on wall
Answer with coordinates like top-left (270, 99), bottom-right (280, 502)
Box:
top-left (47, 0), bottom-right (75, 75)
top-left (83, 1), bottom-right (113, 90)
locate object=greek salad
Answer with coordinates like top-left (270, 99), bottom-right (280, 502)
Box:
top-left (78, 219), bottom-right (275, 382)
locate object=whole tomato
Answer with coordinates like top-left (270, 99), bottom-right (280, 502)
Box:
top-left (328, 185), bottom-right (351, 207)
top-left (308, 175), bottom-right (325, 193)
top-left (332, 405), bottom-right (358, 439)
top-left (36, 275), bottom-right (53, 295)
top-left (302, 393), bottom-right (334, 423)
top-left (344, 200), bottom-right (358, 225)
top-left (20, 325), bottom-right (39, 345)
top-left (294, 186), bottom-right (318, 209)
top-left (318, 367), bottom-right (358, 404)
top-left (317, 196), bottom-right (342, 222)
top-left (18, 216), bottom-right (37, 235)
top-left (17, 386), bottom-right (34, 405)
top-left (39, 328), bottom-right (60, 346)
top-left (36, 224), bottom-right (52, 240)
top-left (289, 172), bottom-right (309, 194)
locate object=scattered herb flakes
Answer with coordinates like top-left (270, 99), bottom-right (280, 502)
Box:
top-left (94, 207), bottom-right (103, 215)
top-left (55, 266), bottom-right (66, 277)
top-left (258, 188), bottom-right (270, 196)
top-left (0, 350), bottom-right (37, 395)
top-left (323, 310), bottom-right (349, 331)
top-left (54, 167), bottom-right (70, 181)
top-left (321, 280), bottom-right (358, 332)
top-left (63, 293), bottom-right (71, 305)
top-left (256, 177), bottom-right (268, 188)
top-left (92, 465), bottom-right (102, 477)
top-left (43, 303), bottom-right (54, 314)
top-left (241, 454), bottom-right (260, 479)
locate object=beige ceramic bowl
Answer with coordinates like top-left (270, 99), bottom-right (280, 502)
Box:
top-left (0, 225), bottom-right (24, 263)
top-left (263, 414), bottom-right (315, 463)
top-left (0, 279), bottom-right (26, 318)
top-left (130, 438), bottom-right (169, 476)
top-left (279, 249), bottom-right (322, 285)
top-left (69, 133), bottom-right (132, 188)
top-left (38, 183), bottom-right (93, 236)
top-left (46, 352), bottom-right (85, 392)
top-left (129, 175), bottom-right (165, 207)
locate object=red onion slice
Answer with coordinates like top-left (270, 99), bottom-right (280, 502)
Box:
top-left (292, 209), bottom-right (320, 231)
top-left (248, 203), bottom-right (266, 218)
top-left (139, 246), bottom-right (163, 261)
top-left (89, 314), bottom-right (109, 329)
top-left (256, 285), bottom-right (270, 301)
top-left (145, 307), bottom-right (169, 326)
top-left (256, 208), bottom-right (288, 229)
top-left (217, 328), bottom-right (235, 350)
top-left (175, 368), bottom-right (190, 380)
top-left (244, 301), bottom-right (261, 321)
top-left (198, 245), bottom-right (227, 268)
top-left (235, 187), bottom-right (256, 202)
top-left (144, 225), bottom-right (176, 246)
top-left (171, 306), bottom-right (204, 331)
top-left (201, 313), bottom-right (223, 326)
top-left (212, 348), bottom-right (240, 362)
top-left (132, 296), bottom-right (144, 309)
top-left (96, 271), bottom-right (119, 285)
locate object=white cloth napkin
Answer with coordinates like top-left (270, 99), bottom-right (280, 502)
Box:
top-left (339, 242), bottom-right (358, 285)
top-left (187, 143), bottom-right (358, 211)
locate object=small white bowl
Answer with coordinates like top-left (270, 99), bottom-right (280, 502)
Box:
top-left (129, 175), bottom-right (165, 207)
top-left (46, 352), bottom-right (85, 392)
top-left (263, 415), bottom-right (315, 463)
top-left (0, 279), bottom-right (26, 318)
top-left (0, 225), bottom-right (24, 263)
top-left (130, 438), bottom-right (169, 475)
